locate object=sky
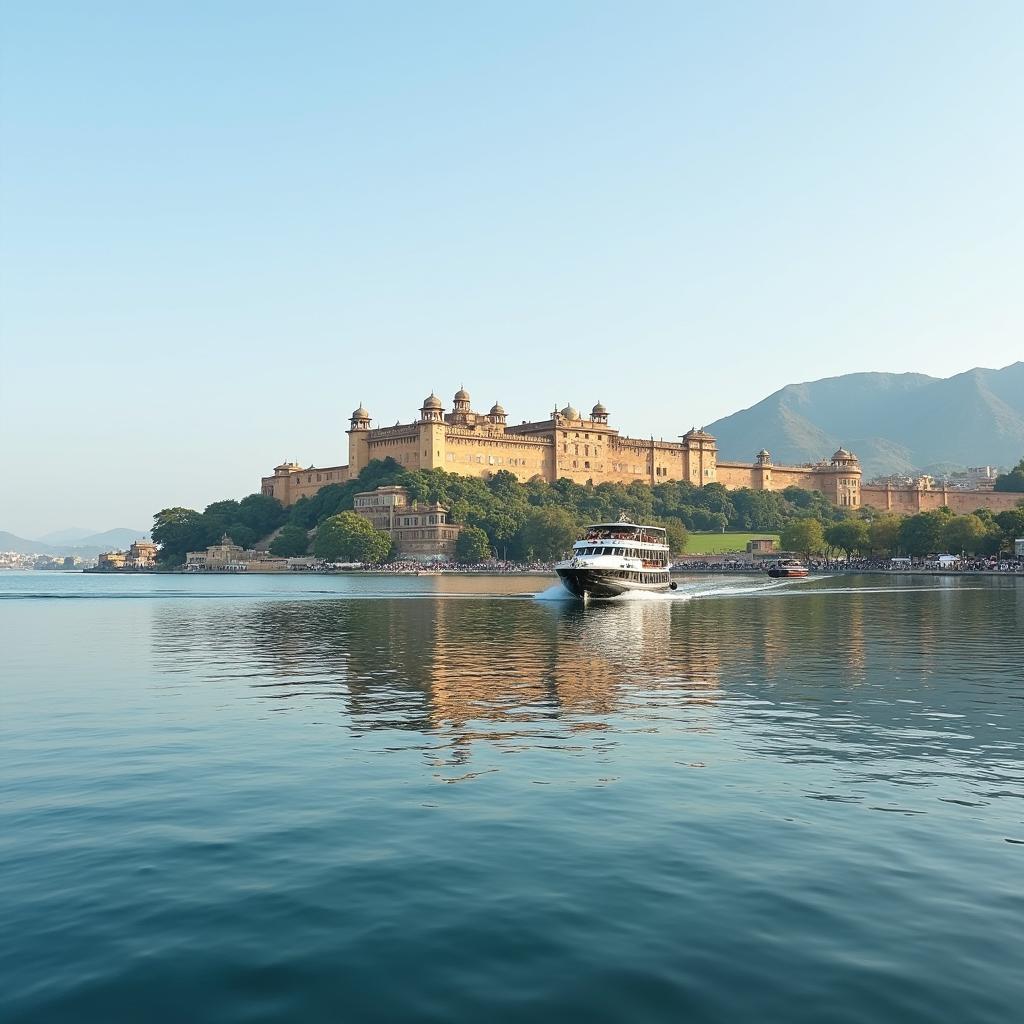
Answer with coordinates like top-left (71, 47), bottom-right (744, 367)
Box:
top-left (1, 1), bottom-right (1022, 537)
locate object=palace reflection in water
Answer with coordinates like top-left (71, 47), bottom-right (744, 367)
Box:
top-left (150, 576), bottom-right (1023, 777)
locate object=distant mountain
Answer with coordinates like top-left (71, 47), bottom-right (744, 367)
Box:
top-left (36, 526), bottom-right (98, 545)
top-left (705, 362), bottom-right (1024, 479)
top-left (0, 531), bottom-right (53, 555)
top-left (73, 528), bottom-right (149, 549)
top-left (0, 527), bottom-right (148, 556)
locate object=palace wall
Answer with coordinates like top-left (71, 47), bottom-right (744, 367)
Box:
top-left (717, 462), bottom-right (861, 508)
top-left (861, 485), bottom-right (1022, 515)
top-left (261, 464), bottom-right (349, 505)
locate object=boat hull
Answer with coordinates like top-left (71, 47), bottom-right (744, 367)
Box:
top-left (556, 566), bottom-right (673, 600)
top-left (767, 568), bottom-right (808, 578)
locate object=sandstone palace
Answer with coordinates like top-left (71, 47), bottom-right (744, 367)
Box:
top-left (261, 387), bottom-right (1018, 515)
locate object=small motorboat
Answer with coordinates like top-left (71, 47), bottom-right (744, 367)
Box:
top-left (767, 558), bottom-right (809, 579)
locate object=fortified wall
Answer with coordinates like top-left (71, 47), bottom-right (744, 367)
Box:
top-left (261, 388), bottom-right (1018, 514)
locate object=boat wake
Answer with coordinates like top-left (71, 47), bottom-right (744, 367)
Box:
top-left (534, 576), bottom-right (815, 604)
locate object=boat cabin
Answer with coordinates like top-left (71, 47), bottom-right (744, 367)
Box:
top-left (574, 523), bottom-right (669, 568)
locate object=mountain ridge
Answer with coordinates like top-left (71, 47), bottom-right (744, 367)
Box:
top-left (0, 527), bottom-right (149, 557)
top-left (706, 362), bottom-right (1024, 478)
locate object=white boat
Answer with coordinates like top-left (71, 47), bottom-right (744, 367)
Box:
top-left (555, 518), bottom-right (677, 600)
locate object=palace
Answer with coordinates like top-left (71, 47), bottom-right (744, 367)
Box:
top-left (261, 387), bottom-right (1021, 515)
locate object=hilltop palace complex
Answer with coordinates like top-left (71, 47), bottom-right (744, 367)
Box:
top-left (261, 388), bottom-right (1020, 517)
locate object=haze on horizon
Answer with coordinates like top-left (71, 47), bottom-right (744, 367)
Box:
top-left (1, 2), bottom-right (1022, 538)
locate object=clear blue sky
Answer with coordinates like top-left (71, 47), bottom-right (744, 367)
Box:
top-left (1, 1), bottom-right (1021, 537)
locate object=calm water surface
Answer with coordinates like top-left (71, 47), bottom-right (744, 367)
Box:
top-left (2, 571), bottom-right (1023, 1023)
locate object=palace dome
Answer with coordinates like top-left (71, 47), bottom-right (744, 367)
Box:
top-left (351, 404), bottom-right (370, 420)
top-left (832, 447), bottom-right (856, 461)
top-left (592, 401), bottom-right (608, 416)
top-left (422, 393), bottom-right (443, 409)
top-left (454, 386), bottom-right (471, 402)
top-left (758, 449), bottom-right (770, 458)
top-left (490, 402), bottom-right (506, 416)
top-left (561, 404), bottom-right (580, 419)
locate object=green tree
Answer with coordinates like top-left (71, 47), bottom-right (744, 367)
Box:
top-left (455, 525), bottom-right (491, 563)
top-left (780, 518), bottom-right (825, 559)
top-left (151, 507), bottom-right (207, 566)
top-left (898, 508), bottom-right (952, 556)
top-left (269, 523), bottom-right (309, 557)
top-left (661, 519), bottom-right (688, 555)
top-left (518, 507), bottom-right (578, 560)
top-left (314, 512), bottom-right (392, 563)
top-left (868, 514), bottom-right (903, 555)
top-left (824, 519), bottom-right (869, 558)
top-left (995, 507), bottom-right (1024, 551)
top-left (225, 523), bottom-right (257, 550)
top-left (237, 493), bottom-right (287, 537)
top-left (994, 457), bottom-right (1024, 492)
top-left (707, 511), bottom-right (730, 533)
top-left (937, 516), bottom-right (987, 557)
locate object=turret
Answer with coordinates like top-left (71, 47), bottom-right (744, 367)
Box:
top-left (347, 404), bottom-right (372, 475)
top-left (420, 393), bottom-right (444, 423)
top-left (349, 404), bottom-right (371, 431)
top-left (453, 386), bottom-right (471, 414)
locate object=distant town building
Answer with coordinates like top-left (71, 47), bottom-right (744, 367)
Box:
top-left (942, 466), bottom-right (1000, 491)
top-left (96, 539), bottom-right (157, 571)
top-left (353, 486), bottom-right (462, 561)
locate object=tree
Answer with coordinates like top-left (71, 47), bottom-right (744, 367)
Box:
top-left (455, 526), bottom-right (491, 563)
top-left (898, 509), bottom-right (952, 556)
top-left (238, 493), bottom-right (287, 537)
top-left (995, 508), bottom-right (1024, 551)
top-left (517, 507), bottom-right (578, 560)
top-left (661, 519), bottom-right (688, 555)
top-left (941, 514), bottom-right (987, 555)
top-left (868, 514), bottom-right (902, 555)
top-left (225, 523), bottom-right (257, 550)
top-left (314, 512), bottom-right (392, 563)
top-left (994, 457), bottom-right (1024, 492)
top-left (269, 523), bottom-right (309, 557)
top-left (780, 519), bottom-right (825, 559)
top-left (824, 519), bottom-right (868, 558)
top-left (152, 507), bottom-right (207, 566)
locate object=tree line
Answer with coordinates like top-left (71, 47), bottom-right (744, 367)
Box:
top-left (151, 458), bottom-right (1024, 566)
top-left (781, 506), bottom-right (1024, 560)
top-left (994, 456), bottom-right (1024, 492)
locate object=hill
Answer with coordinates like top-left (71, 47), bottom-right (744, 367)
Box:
top-left (36, 527), bottom-right (99, 545)
top-left (705, 362), bottom-right (1024, 478)
top-left (0, 531), bottom-right (53, 555)
top-left (71, 528), bottom-right (150, 549)
top-left (0, 527), bottom-right (149, 556)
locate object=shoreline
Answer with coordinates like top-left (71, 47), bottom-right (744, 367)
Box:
top-left (73, 566), bottom-right (1024, 579)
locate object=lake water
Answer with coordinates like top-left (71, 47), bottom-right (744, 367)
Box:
top-left (2, 571), bottom-right (1023, 1023)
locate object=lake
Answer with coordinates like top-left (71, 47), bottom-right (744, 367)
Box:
top-left (2, 571), bottom-right (1023, 1022)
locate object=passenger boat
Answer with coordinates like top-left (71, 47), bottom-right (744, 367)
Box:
top-left (555, 518), bottom-right (677, 600)
top-left (767, 558), bottom-right (809, 579)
